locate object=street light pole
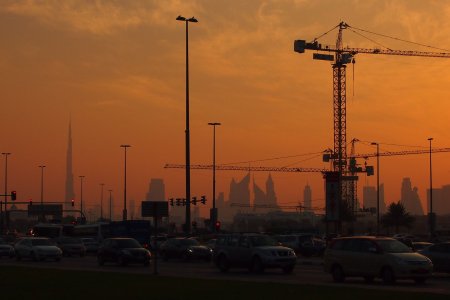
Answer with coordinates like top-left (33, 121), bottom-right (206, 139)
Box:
top-left (428, 137), bottom-right (434, 238)
top-left (176, 15), bottom-right (198, 234)
top-left (100, 183), bottom-right (105, 221)
top-left (2, 153), bottom-right (11, 232)
top-left (208, 122), bottom-right (221, 231)
top-left (79, 175), bottom-right (85, 221)
top-left (371, 143), bottom-right (380, 235)
top-left (120, 145), bottom-right (131, 221)
top-left (108, 189), bottom-right (113, 221)
top-left (38, 165), bottom-right (46, 222)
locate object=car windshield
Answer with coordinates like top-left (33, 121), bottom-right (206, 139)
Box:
top-left (250, 235), bottom-right (278, 247)
top-left (377, 239), bottom-right (413, 253)
top-left (180, 239), bottom-right (199, 246)
top-left (31, 239), bottom-right (52, 246)
top-left (117, 239), bottom-right (141, 248)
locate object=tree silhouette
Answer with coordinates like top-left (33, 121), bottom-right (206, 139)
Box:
top-left (381, 202), bottom-right (415, 233)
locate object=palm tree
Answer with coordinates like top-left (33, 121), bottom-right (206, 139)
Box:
top-left (381, 202), bottom-right (415, 233)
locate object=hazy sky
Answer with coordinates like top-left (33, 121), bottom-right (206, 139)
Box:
top-left (1, 0), bottom-right (450, 218)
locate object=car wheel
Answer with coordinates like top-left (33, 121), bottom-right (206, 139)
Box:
top-left (381, 267), bottom-right (396, 285)
top-left (97, 256), bottom-right (105, 266)
top-left (282, 264), bottom-right (295, 274)
top-left (31, 252), bottom-right (39, 262)
top-left (364, 276), bottom-right (374, 283)
top-left (414, 278), bottom-right (426, 284)
top-left (118, 255), bottom-right (127, 266)
top-left (217, 255), bottom-right (230, 273)
top-left (250, 257), bottom-right (264, 274)
top-left (331, 265), bottom-right (345, 283)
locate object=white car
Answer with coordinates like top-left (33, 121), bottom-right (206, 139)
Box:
top-left (14, 237), bottom-right (62, 261)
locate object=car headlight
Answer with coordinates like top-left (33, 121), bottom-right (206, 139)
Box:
top-left (187, 249), bottom-right (193, 253)
top-left (289, 250), bottom-right (296, 257)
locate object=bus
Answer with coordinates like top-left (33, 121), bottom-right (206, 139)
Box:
top-left (32, 224), bottom-right (74, 239)
top-left (71, 220), bottom-right (151, 247)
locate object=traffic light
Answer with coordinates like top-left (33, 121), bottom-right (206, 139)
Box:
top-left (176, 198), bottom-right (181, 206)
top-left (200, 195), bottom-right (206, 204)
top-left (192, 197), bottom-right (197, 205)
top-left (29, 199), bottom-right (33, 206)
top-left (169, 198), bottom-right (174, 206)
top-left (182, 198), bottom-right (186, 206)
top-left (11, 191), bottom-right (17, 201)
top-left (215, 221), bottom-right (221, 231)
top-left (71, 199), bottom-right (75, 207)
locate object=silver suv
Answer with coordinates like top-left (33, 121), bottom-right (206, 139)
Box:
top-left (213, 234), bottom-right (296, 274)
top-left (324, 236), bottom-right (433, 284)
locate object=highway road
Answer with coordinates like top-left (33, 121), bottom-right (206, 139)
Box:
top-left (1, 256), bottom-right (449, 295)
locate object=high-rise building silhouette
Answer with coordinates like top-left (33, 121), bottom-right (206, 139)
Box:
top-left (266, 174), bottom-right (278, 207)
top-left (64, 120), bottom-right (75, 213)
top-left (253, 180), bottom-right (266, 207)
top-left (400, 178), bottom-right (424, 215)
top-left (427, 185), bottom-right (450, 215)
top-left (229, 173), bottom-right (251, 206)
top-left (303, 184), bottom-right (312, 211)
top-left (146, 179), bottom-right (165, 201)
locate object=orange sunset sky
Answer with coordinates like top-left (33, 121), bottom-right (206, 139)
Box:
top-left (1, 0), bottom-right (450, 218)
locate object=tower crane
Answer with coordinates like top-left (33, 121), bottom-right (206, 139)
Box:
top-left (293, 21), bottom-right (450, 224)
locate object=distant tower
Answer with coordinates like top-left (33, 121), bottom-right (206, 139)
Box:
top-left (303, 184), bottom-right (312, 211)
top-left (400, 178), bottom-right (424, 215)
top-left (64, 120), bottom-right (75, 213)
top-left (266, 174), bottom-right (278, 207)
top-left (146, 179), bottom-right (165, 201)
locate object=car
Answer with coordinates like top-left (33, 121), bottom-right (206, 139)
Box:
top-left (418, 242), bottom-right (450, 273)
top-left (213, 233), bottom-right (297, 274)
top-left (14, 237), bottom-right (62, 261)
top-left (324, 236), bottom-right (433, 284)
top-left (159, 237), bottom-right (212, 261)
top-left (275, 234), bottom-right (325, 257)
top-left (81, 238), bottom-right (99, 254)
top-left (412, 242), bottom-right (433, 252)
top-left (149, 235), bottom-right (168, 253)
top-left (57, 237), bottom-right (86, 257)
top-left (97, 238), bottom-right (151, 266)
top-left (206, 239), bottom-right (217, 251)
top-left (0, 237), bottom-right (15, 258)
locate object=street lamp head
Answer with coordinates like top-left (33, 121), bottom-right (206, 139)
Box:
top-left (176, 15), bottom-right (186, 21)
top-left (428, 137), bottom-right (433, 141)
top-left (208, 122), bottom-right (221, 126)
top-left (120, 144), bottom-right (131, 148)
top-left (371, 142), bottom-right (378, 146)
top-left (187, 17), bottom-right (198, 23)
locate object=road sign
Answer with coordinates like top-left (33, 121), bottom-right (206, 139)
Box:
top-left (141, 201), bottom-right (169, 218)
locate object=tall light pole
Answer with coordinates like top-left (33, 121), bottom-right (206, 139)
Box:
top-left (2, 153), bottom-right (11, 231)
top-left (79, 175), bottom-right (85, 221)
top-left (108, 189), bottom-right (113, 221)
top-left (428, 137), bottom-right (434, 238)
top-left (120, 145), bottom-right (131, 221)
top-left (100, 183), bottom-right (105, 221)
top-left (38, 165), bottom-right (46, 222)
top-left (176, 15), bottom-right (198, 234)
top-left (38, 165), bottom-right (46, 205)
top-left (208, 122), bottom-right (221, 231)
top-left (371, 142), bottom-right (380, 235)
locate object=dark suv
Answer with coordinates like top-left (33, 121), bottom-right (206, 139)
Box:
top-left (213, 234), bottom-right (296, 274)
top-left (97, 238), bottom-right (151, 266)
